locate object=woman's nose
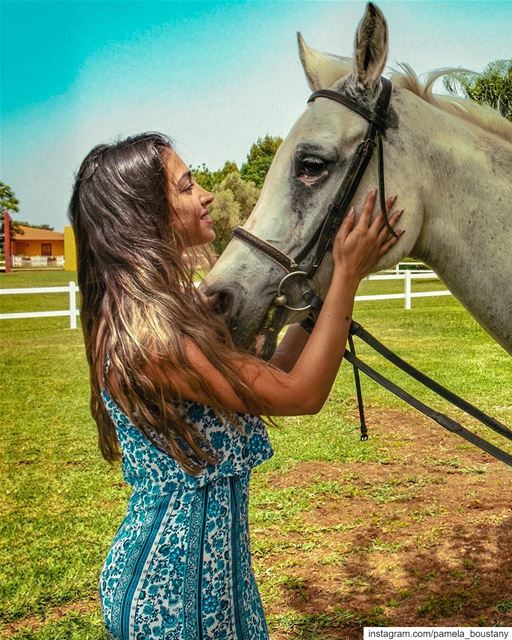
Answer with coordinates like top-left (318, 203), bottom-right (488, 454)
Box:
top-left (201, 189), bottom-right (214, 206)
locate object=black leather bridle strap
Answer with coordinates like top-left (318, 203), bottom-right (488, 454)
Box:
top-left (299, 77), bottom-right (396, 277)
top-left (232, 78), bottom-right (396, 283)
top-left (232, 226), bottom-right (298, 272)
top-left (307, 88), bottom-right (389, 130)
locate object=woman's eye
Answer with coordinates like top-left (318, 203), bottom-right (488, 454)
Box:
top-left (185, 182), bottom-right (194, 192)
top-left (301, 157), bottom-right (326, 175)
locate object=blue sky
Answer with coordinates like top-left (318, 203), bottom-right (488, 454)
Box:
top-left (1, 0), bottom-right (511, 230)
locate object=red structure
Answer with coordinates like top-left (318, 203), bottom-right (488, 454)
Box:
top-left (3, 211), bottom-right (12, 273)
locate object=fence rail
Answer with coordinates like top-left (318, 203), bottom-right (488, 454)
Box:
top-left (0, 282), bottom-right (79, 329)
top-left (359, 270), bottom-right (450, 310)
top-left (1, 269), bottom-right (451, 329)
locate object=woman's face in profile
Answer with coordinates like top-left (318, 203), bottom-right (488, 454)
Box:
top-left (166, 151), bottom-right (216, 247)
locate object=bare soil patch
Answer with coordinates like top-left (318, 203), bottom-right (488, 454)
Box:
top-left (263, 406), bottom-right (512, 638)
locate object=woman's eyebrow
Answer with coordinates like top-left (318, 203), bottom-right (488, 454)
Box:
top-left (177, 170), bottom-right (193, 187)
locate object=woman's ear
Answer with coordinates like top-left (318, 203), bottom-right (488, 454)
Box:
top-left (353, 2), bottom-right (389, 90)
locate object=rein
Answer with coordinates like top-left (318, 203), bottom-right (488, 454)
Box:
top-left (346, 321), bottom-right (512, 467)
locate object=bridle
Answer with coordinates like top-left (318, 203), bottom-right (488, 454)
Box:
top-left (229, 77), bottom-right (512, 466)
top-left (232, 77), bottom-right (395, 312)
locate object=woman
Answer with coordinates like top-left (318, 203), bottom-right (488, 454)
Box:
top-left (69, 132), bottom-right (403, 639)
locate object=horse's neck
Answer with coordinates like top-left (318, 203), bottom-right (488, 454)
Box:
top-left (409, 102), bottom-right (512, 352)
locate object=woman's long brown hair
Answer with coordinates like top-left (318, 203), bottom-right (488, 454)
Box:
top-left (69, 133), bottom-right (272, 474)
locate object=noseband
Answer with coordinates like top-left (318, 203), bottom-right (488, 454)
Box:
top-left (232, 77), bottom-right (394, 311)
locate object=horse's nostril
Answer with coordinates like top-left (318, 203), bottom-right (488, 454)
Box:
top-left (206, 287), bottom-right (235, 318)
top-left (217, 289), bottom-right (234, 316)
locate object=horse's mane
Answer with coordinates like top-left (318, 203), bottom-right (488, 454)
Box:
top-left (388, 63), bottom-right (512, 144)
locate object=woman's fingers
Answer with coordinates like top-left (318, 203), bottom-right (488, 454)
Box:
top-left (377, 208), bottom-right (404, 242)
top-left (370, 194), bottom-right (397, 233)
top-left (357, 189), bottom-right (378, 228)
top-left (336, 206), bottom-right (356, 242)
top-left (378, 230), bottom-right (404, 256)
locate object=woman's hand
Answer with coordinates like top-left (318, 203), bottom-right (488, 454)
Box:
top-left (332, 189), bottom-right (404, 282)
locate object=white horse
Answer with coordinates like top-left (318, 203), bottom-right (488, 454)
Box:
top-left (204, 2), bottom-right (512, 359)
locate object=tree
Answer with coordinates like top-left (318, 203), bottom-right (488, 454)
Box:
top-left (208, 172), bottom-right (261, 254)
top-left (0, 181), bottom-right (19, 215)
top-left (443, 59), bottom-right (512, 122)
top-left (0, 181), bottom-right (23, 255)
top-left (14, 221), bottom-right (55, 231)
top-left (216, 171), bottom-right (259, 222)
top-left (240, 135), bottom-right (283, 188)
top-left (209, 189), bottom-right (242, 254)
top-left (191, 160), bottom-right (239, 191)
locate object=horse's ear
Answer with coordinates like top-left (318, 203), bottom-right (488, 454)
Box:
top-left (354, 2), bottom-right (388, 89)
top-left (297, 32), bottom-right (352, 91)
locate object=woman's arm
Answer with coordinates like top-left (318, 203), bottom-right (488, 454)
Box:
top-left (268, 323), bottom-right (310, 373)
top-left (176, 190), bottom-right (403, 416)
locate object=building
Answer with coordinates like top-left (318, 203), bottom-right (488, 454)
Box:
top-left (12, 225), bottom-right (65, 267)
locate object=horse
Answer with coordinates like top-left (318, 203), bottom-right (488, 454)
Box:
top-left (204, 2), bottom-right (512, 361)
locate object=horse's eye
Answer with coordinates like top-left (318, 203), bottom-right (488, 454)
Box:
top-left (301, 157), bottom-right (326, 175)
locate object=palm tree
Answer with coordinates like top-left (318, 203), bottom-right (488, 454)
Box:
top-left (443, 59), bottom-right (512, 122)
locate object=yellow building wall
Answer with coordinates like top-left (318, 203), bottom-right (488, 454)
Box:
top-left (64, 226), bottom-right (77, 272)
top-left (14, 240), bottom-right (64, 256)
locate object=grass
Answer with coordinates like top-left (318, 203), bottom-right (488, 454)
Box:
top-left (1, 269), bottom-right (511, 639)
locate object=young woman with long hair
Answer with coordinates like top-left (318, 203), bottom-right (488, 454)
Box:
top-left (69, 131), bottom-right (403, 639)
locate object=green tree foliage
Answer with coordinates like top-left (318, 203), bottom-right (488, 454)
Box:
top-left (13, 221), bottom-right (55, 231)
top-left (191, 160), bottom-right (239, 191)
top-left (443, 59), bottom-right (512, 122)
top-left (209, 189), bottom-right (241, 255)
top-left (240, 134), bottom-right (283, 188)
top-left (216, 171), bottom-right (259, 220)
top-left (209, 172), bottom-right (260, 254)
top-left (192, 135), bottom-right (282, 253)
top-left (0, 181), bottom-right (23, 253)
top-left (0, 180), bottom-right (19, 215)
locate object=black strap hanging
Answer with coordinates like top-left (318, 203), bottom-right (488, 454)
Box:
top-left (347, 332), bottom-right (368, 441)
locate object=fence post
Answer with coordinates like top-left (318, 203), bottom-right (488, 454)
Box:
top-left (404, 270), bottom-right (412, 310)
top-left (69, 281), bottom-right (77, 329)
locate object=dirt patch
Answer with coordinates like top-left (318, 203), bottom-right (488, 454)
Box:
top-left (262, 407), bottom-right (512, 636)
top-left (0, 599), bottom-right (97, 638)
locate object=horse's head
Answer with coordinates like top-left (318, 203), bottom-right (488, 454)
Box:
top-left (204, 3), bottom-right (424, 358)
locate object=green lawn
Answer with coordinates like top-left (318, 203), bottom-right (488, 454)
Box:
top-left (1, 270), bottom-right (511, 639)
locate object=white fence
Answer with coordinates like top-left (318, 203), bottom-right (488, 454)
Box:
top-left (1, 269), bottom-right (451, 330)
top-left (358, 270), bottom-right (451, 310)
top-left (11, 255), bottom-right (64, 268)
top-left (0, 281), bottom-right (79, 329)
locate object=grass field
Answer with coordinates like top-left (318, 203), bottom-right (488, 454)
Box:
top-left (1, 270), bottom-right (511, 639)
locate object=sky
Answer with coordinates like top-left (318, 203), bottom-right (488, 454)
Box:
top-left (1, 0), bottom-right (511, 231)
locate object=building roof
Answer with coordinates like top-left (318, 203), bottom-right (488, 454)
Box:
top-left (14, 225), bottom-right (64, 241)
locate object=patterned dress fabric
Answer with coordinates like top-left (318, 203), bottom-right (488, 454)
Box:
top-left (99, 389), bottom-right (273, 640)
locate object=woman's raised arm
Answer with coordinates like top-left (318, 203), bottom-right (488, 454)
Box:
top-left (174, 190), bottom-right (404, 416)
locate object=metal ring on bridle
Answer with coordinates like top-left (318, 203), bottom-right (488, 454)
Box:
top-left (274, 271), bottom-right (316, 312)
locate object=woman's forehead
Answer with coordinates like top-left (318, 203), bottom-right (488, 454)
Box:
top-left (165, 150), bottom-right (189, 186)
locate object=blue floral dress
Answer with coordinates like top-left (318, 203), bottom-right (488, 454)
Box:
top-left (99, 389), bottom-right (273, 640)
